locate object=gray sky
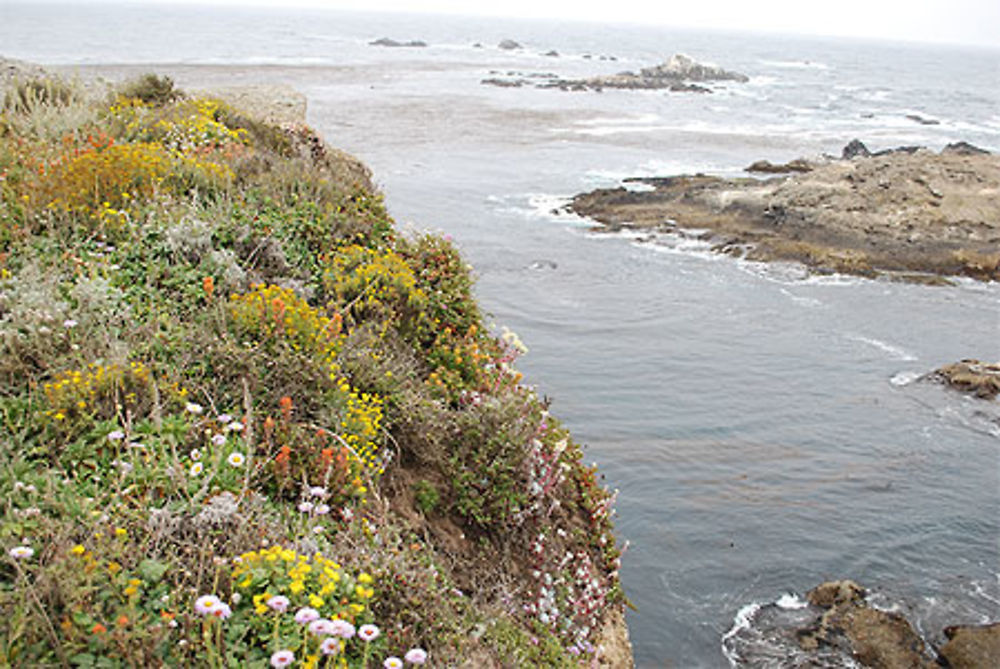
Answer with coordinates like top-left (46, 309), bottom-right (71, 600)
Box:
top-left (76, 0), bottom-right (1000, 48)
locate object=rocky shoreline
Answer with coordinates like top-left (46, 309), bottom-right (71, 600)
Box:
top-left (796, 581), bottom-right (999, 668)
top-left (567, 141), bottom-right (1000, 283)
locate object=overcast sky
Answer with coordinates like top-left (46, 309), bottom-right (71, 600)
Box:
top-left (33, 0), bottom-right (1000, 48)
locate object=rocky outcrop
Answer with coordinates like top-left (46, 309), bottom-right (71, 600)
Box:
top-left (482, 53), bottom-right (747, 93)
top-left (943, 141), bottom-right (991, 156)
top-left (497, 39), bottom-right (522, 50)
top-left (798, 581), bottom-right (937, 668)
top-left (842, 138), bottom-right (872, 159)
top-left (638, 54), bottom-right (749, 82)
top-left (369, 37), bottom-right (428, 47)
top-left (930, 360), bottom-right (1000, 399)
top-left (787, 581), bottom-right (1000, 669)
top-left (939, 623), bottom-right (1000, 668)
top-left (746, 158), bottom-right (815, 173)
top-left (567, 142), bottom-right (1000, 282)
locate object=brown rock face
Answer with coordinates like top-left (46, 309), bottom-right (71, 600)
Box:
top-left (939, 623), bottom-right (1000, 668)
top-left (797, 581), bottom-right (936, 668)
top-left (932, 360), bottom-right (1000, 399)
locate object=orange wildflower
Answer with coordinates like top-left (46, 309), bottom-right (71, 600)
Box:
top-left (92, 623), bottom-right (107, 634)
top-left (202, 276), bottom-right (215, 299)
top-left (116, 615), bottom-right (129, 627)
top-left (279, 395), bottom-right (293, 421)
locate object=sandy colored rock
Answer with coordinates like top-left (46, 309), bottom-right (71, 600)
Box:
top-left (939, 623), bottom-right (1000, 668)
top-left (595, 607), bottom-right (635, 668)
top-left (569, 147), bottom-right (1000, 282)
top-left (932, 360), bottom-right (1000, 399)
top-left (806, 579), bottom-right (866, 607)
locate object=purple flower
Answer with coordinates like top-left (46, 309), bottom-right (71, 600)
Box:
top-left (320, 637), bottom-right (340, 655)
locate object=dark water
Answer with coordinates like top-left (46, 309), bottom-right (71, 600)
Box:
top-left (3, 4), bottom-right (999, 666)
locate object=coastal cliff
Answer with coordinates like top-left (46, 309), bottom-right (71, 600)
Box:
top-left (0, 64), bottom-right (631, 667)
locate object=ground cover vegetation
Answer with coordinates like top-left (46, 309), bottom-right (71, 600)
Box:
top-left (0, 73), bottom-right (625, 667)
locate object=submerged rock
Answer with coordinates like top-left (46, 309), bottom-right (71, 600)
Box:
top-left (498, 39), bottom-right (522, 50)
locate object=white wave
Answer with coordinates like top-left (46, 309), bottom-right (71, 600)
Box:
top-left (847, 334), bottom-right (918, 362)
top-left (890, 371), bottom-right (923, 387)
top-left (721, 602), bottom-right (761, 666)
top-left (760, 59), bottom-right (829, 70)
top-left (775, 593), bottom-right (809, 610)
top-left (520, 193), bottom-right (593, 226)
top-left (574, 114), bottom-right (660, 127)
top-left (779, 288), bottom-right (823, 307)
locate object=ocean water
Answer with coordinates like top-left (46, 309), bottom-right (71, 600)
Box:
top-left (3, 3), bottom-right (999, 666)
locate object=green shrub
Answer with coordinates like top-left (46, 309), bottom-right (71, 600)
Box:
top-left (117, 73), bottom-right (181, 106)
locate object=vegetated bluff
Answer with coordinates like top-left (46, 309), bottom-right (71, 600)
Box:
top-left (0, 69), bottom-right (630, 667)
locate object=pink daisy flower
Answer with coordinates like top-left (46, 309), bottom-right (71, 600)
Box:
top-left (194, 594), bottom-right (221, 616)
top-left (405, 648), bottom-right (428, 664)
top-left (358, 623), bottom-right (380, 642)
top-left (267, 595), bottom-right (290, 613)
top-left (294, 607), bottom-right (320, 624)
top-left (329, 618), bottom-right (355, 639)
top-left (320, 637), bottom-right (340, 655)
top-left (270, 650), bottom-right (295, 667)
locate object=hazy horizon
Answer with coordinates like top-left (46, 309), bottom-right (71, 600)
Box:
top-left (4, 0), bottom-right (1000, 49)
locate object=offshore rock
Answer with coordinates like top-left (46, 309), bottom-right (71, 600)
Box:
top-left (931, 359), bottom-right (1000, 399)
top-left (639, 53), bottom-right (749, 82)
top-left (939, 623), bottom-right (1000, 668)
top-left (498, 39), bottom-right (522, 50)
top-left (369, 37), bottom-right (428, 47)
top-left (943, 141), bottom-right (991, 156)
top-left (798, 581), bottom-right (936, 668)
top-left (486, 53), bottom-right (747, 92)
top-left (842, 138), bottom-right (872, 159)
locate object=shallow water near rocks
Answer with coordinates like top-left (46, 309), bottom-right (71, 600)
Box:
top-left (4, 4), bottom-right (999, 666)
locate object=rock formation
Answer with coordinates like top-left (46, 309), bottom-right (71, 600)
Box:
top-left (369, 37), bottom-right (428, 47)
top-left (482, 53), bottom-right (748, 93)
top-left (568, 142), bottom-right (1000, 282)
top-left (930, 360), bottom-right (1000, 399)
